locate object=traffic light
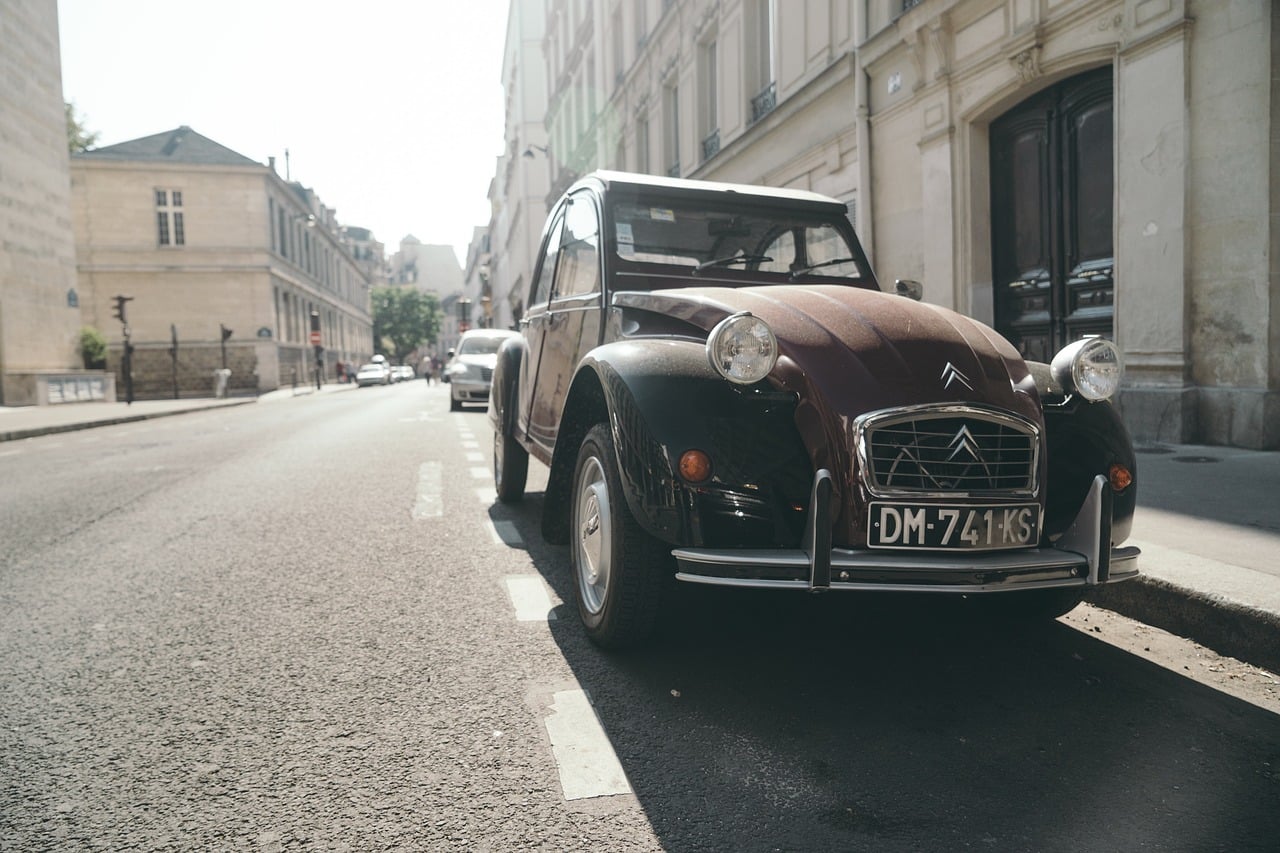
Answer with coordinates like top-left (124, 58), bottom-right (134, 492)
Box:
top-left (111, 295), bottom-right (133, 324)
top-left (220, 324), bottom-right (233, 341)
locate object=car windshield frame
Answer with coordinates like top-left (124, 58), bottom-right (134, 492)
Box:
top-left (606, 195), bottom-right (871, 285)
top-left (457, 336), bottom-right (507, 356)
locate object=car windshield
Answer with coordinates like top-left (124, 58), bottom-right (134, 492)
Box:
top-left (611, 199), bottom-right (864, 279)
top-left (458, 337), bottom-right (504, 356)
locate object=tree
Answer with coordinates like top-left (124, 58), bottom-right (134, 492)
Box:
top-left (371, 286), bottom-right (442, 363)
top-left (65, 101), bottom-right (99, 152)
top-left (78, 326), bottom-right (107, 369)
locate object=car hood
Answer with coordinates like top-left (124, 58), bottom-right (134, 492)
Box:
top-left (457, 354), bottom-right (499, 370)
top-left (613, 285), bottom-right (1045, 520)
top-left (615, 285), bottom-right (1038, 412)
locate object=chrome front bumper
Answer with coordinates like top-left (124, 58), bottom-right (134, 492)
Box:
top-left (672, 472), bottom-right (1139, 593)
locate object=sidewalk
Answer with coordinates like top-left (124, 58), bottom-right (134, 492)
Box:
top-left (1, 391), bottom-right (1276, 672)
top-left (0, 381), bottom-right (355, 442)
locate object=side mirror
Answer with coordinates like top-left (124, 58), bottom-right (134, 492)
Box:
top-left (447, 349), bottom-right (456, 359)
top-left (894, 279), bottom-right (924, 301)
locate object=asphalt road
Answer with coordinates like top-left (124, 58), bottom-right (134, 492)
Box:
top-left (1, 383), bottom-right (1277, 851)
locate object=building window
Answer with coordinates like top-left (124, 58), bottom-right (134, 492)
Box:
top-left (699, 38), bottom-right (718, 161)
top-left (664, 82), bottom-right (680, 177)
top-left (155, 188), bottom-right (184, 246)
top-left (747, 0), bottom-right (776, 124)
top-left (612, 6), bottom-right (625, 84)
top-left (635, 0), bottom-right (648, 48)
top-left (637, 114), bottom-right (650, 174)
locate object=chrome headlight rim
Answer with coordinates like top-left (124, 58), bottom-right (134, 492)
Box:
top-left (1050, 336), bottom-right (1123, 402)
top-left (706, 311), bottom-right (779, 385)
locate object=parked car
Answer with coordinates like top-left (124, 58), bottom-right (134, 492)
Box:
top-left (488, 170), bottom-right (1140, 649)
top-left (391, 364), bottom-right (415, 382)
top-left (448, 329), bottom-right (520, 411)
top-left (355, 361), bottom-right (391, 387)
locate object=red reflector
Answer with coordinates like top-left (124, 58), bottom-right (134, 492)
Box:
top-left (679, 450), bottom-right (712, 483)
top-left (1109, 463), bottom-right (1133, 491)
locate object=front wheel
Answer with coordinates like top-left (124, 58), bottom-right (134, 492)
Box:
top-left (571, 424), bottom-right (669, 649)
top-left (494, 424), bottom-right (528, 503)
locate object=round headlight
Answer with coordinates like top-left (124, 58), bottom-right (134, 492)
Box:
top-left (1051, 337), bottom-right (1123, 401)
top-left (706, 312), bottom-right (778, 385)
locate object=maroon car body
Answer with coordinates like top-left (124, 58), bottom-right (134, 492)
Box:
top-left (489, 170), bottom-right (1139, 648)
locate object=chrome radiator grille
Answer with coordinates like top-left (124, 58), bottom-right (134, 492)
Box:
top-left (480, 367), bottom-right (493, 382)
top-left (859, 408), bottom-right (1039, 497)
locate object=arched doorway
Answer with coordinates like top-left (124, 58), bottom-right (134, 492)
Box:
top-left (990, 66), bottom-right (1114, 362)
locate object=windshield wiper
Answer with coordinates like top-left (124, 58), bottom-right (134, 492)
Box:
top-left (789, 257), bottom-right (858, 279)
top-left (695, 253), bottom-right (773, 272)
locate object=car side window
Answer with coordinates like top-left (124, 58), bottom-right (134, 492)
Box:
top-left (529, 211), bottom-right (565, 308)
top-left (554, 194), bottom-right (601, 298)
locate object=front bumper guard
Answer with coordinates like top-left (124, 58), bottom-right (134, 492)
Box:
top-left (672, 471), bottom-right (1139, 593)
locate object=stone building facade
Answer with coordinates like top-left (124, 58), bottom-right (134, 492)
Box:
top-left (70, 127), bottom-right (375, 397)
top-left (502, 0), bottom-right (1277, 449)
top-left (475, 0), bottom-right (551, 336)
top-left (859, 0), bottom-right (1278, 449)
top-left (0, 0), bottom-right (103, 405)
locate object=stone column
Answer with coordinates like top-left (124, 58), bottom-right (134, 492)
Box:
top-left (1113, 21), bottom-right (1196, 445)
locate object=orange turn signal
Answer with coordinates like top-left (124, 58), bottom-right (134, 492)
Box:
top-left (679, 449), bottom-right (713, 483)
top-left (1109, 463), bottom-right (1133, 491)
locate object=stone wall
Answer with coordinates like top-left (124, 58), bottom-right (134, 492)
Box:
top-left (107, 342), bottom-right (258, 399)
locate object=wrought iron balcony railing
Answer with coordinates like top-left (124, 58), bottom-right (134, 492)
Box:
top-left (750, 82), bottom-right (777, 124)
top-left (701, 129), bottom-right (721, 161)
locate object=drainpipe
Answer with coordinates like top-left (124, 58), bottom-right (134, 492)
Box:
top-left (854, 1), bottom-right (874, 269)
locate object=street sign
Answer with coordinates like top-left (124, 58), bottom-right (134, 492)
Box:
top-left (309, 329), bottom-right (321, 345)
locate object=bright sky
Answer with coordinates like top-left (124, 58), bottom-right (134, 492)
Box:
top-left (57, 0), bottom-right (512, 265)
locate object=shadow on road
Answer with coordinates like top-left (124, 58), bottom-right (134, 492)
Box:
top-left (489, 493), bottom-right (1280, 852)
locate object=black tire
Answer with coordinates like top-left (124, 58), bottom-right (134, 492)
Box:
top-left (450, 394), bottom-right (462, 412)
top-left (570, 423), bottom-right (670, 649)
top-left (494, 423), bottom-right (528, 503)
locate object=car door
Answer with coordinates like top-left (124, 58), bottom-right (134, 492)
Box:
top-left (516, 207), bottom-right (565, 454)
top-left (526, 190), bottom-right (603, 452)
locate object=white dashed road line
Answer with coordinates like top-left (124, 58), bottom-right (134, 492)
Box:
top-left (503, 575), bottom-right (556, 621)
top-left (412, 462), bottom-right (443, 519)
top-left (543, 689), bottom-right (632, 800)
top-left (465, 451), bottom-right (484, 463)
top-left (488, 519), bottom-right (523, 546)
top-left (469, 466), bottom-right (490, 480)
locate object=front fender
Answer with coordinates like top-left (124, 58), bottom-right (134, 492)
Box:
top-left (553, 340), bottom-right (811, 548)
top-left (489, 336), bottom-right (525, 438)
top-left (1027, 362), bottom-right (1137, 545)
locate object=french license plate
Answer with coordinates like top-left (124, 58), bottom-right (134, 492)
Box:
top-left (868, 502), bottom-right (1039, 550)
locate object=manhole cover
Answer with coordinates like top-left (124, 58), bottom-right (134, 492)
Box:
top-left (1172, 455), bottom-right (1220, 464)
top-left (1135, 446), bottom-right (1175, 455)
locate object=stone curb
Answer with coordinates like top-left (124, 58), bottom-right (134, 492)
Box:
top-left (1090, 576), bottom-right (1280, 675)
top-left (0, 399), bottom-right (257, 443)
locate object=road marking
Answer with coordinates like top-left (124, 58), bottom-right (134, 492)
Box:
top-left (465, 451), bottom-right (484, 463)
top-left (476, 487), bottom-right (494, 504)
top-left (470, 466), bottom-right (490, 480)
top-left (544, 689), bottom-right (632, 801)
top-left (412, 462), bottom-right (442, 518)
top-left (504, 575), bottom-right (555, 621)
top-left (488, 519), bottom-right (523, 546)
top-left (462, 440), bottom-right (479, 450)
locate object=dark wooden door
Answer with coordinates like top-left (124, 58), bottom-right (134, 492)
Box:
top-left (990, 67), bottom-right (1114, 362)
